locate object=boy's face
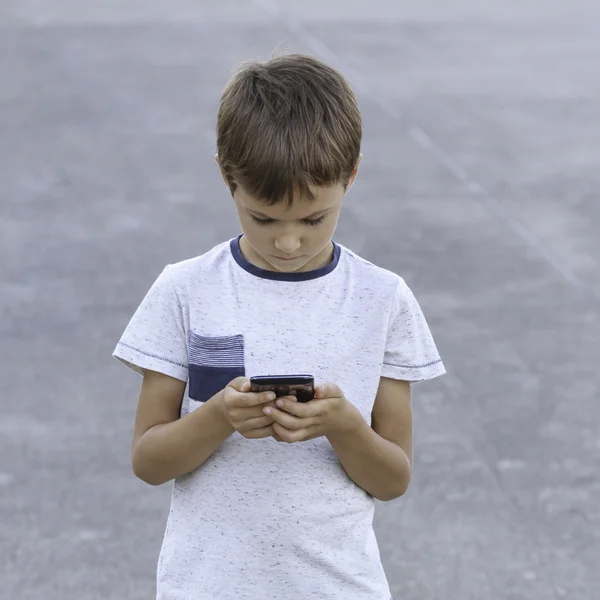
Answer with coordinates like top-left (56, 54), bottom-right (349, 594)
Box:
top-left (233, 184), bottom-right (346, 273)
top-left (220, 160), bottom-right (359, 273)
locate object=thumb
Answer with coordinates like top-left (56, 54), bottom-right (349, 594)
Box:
top-left (314, 382), bottom-right (342, 399)
top-left (228, 377), bottom-right (250, 393)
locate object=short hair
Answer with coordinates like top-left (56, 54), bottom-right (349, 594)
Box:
top-left (217, 53), bottom-right (362, 206)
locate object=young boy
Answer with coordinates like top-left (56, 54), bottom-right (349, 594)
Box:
top-left (114, 54), bottom-right (445, 600)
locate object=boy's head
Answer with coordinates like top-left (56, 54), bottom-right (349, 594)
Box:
top-left (216, 54), bottom-right (362, 272)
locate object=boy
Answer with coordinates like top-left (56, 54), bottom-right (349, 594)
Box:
top-left (114, 54), bottom-right (445, 600)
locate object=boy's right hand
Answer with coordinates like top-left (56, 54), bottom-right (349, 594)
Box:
top-left (220, 377), bottom-right (277, 439)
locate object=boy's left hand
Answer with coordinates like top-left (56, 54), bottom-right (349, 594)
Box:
top-left (264, 383), bottom-right (362, 443)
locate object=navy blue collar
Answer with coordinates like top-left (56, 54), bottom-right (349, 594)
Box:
top-left (230, 235), bottom-right (340, 281)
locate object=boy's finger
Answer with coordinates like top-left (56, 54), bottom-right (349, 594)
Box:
top-left (263, 406), bottom-right (310, 430)
top-left (228, 377), bottom-right (250, 393)
top-left (314, 382), bottom-right (342, 400)
top-left (236, 391), bottom-right (276, 407)
top-left (274, 397), bottom-right (318, 418)
top-left (243, 424), bottom-right (276, 439)
top-left (240, 415), bottom-right (274, 431)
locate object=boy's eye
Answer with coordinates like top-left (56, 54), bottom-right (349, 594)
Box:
top-left (250, 215), bottom-right (275, 225)
top-left (250, 215), bottom-right (325, 226)
top-left (303, 216), bottom-right (325, 227)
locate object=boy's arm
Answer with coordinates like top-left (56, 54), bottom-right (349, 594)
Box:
top-left (264, 378), bottom-right (413, 501)
top-left (326, 377), bottom-right (413, 502)
top-left (131, 370), bottom-right (235, 486)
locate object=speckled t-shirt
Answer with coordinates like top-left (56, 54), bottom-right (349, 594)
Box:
top-left (113, 235), bottom-right (445, 600)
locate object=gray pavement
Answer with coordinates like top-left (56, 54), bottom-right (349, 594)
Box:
top-left (1, 1), bottom-right (599, 599)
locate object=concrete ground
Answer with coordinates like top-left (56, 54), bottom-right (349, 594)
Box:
top-left (1, 1), bottom-right (599, 598)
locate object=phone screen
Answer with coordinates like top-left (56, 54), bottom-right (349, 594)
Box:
top-left (250, 375), bottom-right (314, 403)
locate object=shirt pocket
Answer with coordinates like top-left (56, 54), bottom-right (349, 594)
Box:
top-left (187, 332), bottom-right (245, 403)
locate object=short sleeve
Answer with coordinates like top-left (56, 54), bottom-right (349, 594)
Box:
top-left (381, 278), bottom-right (446, 382)
top-left (113, 265), bottom-right (188, 382)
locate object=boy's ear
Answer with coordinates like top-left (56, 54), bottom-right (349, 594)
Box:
top-left (345, 153), bottom-right (362, 194)
top-left (215, 154), bottom-right (231, 191)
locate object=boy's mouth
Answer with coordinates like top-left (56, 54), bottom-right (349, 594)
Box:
top-left (272, 255), bottom-right (303, 261)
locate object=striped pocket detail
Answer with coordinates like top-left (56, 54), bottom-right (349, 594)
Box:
top-left (188, 332), bottom-right (244, 368)
top-left (187, 333), bottom-right (245, 403)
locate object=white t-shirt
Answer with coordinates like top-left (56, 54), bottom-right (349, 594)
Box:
top-left (113, 236), bottom-right (445, 600)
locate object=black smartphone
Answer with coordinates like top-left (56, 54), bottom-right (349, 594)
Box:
top-left (250, 375), bottom-right (314, 403)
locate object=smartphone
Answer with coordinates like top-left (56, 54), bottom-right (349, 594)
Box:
top-left (250, 375), bottom-right (314, 403)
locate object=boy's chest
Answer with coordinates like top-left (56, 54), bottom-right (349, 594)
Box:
top-left (186, 284), bottom-right (389, 418)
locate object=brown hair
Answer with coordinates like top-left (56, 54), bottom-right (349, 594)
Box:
top-left (217, 53), bottom-right (362, 206)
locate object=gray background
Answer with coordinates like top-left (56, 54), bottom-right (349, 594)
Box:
top-left (1, 1), bottom-right (599, 599)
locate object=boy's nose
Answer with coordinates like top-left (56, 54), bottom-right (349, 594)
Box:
top-left (274, 235), bottom-right (301, 254)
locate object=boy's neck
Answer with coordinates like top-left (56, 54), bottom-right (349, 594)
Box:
top-left (238, 236), bottom-right (334, 273)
